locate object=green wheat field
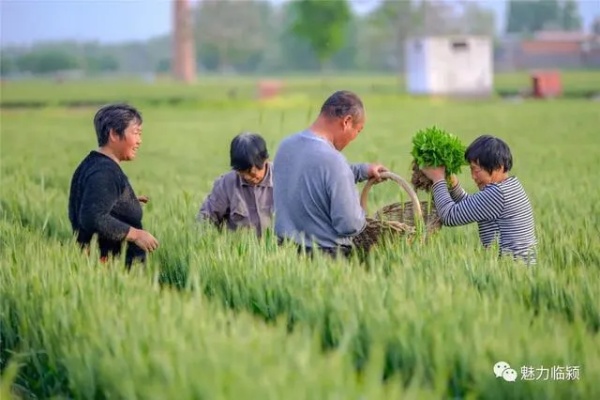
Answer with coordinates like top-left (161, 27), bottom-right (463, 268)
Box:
top-left (1, 73), bottom-right (599, 399)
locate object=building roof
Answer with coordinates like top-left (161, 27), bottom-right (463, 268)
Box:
top-left (521, 40), bottom-right (582, 54)
top-left (533, 30), bottom-right (589, 42)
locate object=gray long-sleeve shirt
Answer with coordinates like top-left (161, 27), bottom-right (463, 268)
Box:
top-left (273, 129), bottom-right (370, 248)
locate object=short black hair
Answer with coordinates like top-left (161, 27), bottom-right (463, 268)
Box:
top-left (465, 135), bottom-right (513, 174)
top-left (230, 132), bottom-right (269, 171)
top-left (93, 103), bottom-right (142, 147)
top-left (319, 90), bottom-right (364, 121)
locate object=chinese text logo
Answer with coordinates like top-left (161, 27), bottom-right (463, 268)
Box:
top-left (494, 361), bottom-right (580, 382)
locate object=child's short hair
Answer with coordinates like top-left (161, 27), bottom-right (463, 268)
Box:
top-left (230, 132), bottom-right (269, 171)
top-left (465, 135), bottom-right (513, 174)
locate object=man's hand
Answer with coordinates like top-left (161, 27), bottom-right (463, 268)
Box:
top-left (367, 163), bottom-right (389, 183)
top-left (137, 195), bottom-right (150, 204)
top-left (421, 166), bottom-right (446, 183)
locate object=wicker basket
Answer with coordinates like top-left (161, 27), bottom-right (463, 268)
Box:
top-left (352, 171), bottom-right (442, 253)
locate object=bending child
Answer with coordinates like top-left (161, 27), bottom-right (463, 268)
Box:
top-left (197, 132), bottom-right (273, 238)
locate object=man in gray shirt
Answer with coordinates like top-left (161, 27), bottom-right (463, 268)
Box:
top-left (273, 90), bottom-right (387, 258)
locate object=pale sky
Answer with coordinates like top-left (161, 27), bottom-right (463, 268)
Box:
top-left (1, 0), bottom-right (598, 48)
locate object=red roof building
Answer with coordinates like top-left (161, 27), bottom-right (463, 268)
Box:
top-left (496, 30), bottom-right (600, 70)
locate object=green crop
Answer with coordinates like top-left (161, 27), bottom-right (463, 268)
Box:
top-left (2, 76), bottom-right (600, 400)
top-left (410, 126), bottom-right (468, 176)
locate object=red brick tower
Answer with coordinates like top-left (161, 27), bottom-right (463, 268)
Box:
top-left (172, 0), bottom-right (196, 83)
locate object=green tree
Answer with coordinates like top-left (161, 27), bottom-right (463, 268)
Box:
top-left (16, 49), bottom-right (79, 74)
top-left (329, 11), bottom-right (359, 71)
top-left (559, 0), bottom-right (582, 31)
top-left (288, 0), bottom-right (352, 70)
top-left (86, 54), bottom-right (119, 73)
top-left (194, 0), bottom-right (270, 72)
top-left (156, 58), bottom-right (171, 74)
top-left (0, 54), bottom-right (16, 76)
top-left (277, 2), bottom-right (320, 72)
top-left (364, 0), bottom-right (413, 71)
top-left (506, 0), bottom-right (561, 35)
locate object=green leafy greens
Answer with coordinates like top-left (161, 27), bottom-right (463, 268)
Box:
top-left (409, 126), bottom-right (468, 191)
top-left (411, 126), bottom-right (468, 176)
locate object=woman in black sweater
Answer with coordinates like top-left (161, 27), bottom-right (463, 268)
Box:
top-left (68, 103), bottom-right (159, 268)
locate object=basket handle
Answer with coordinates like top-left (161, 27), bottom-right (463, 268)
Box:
top-left (359, 171), bottom-right (423, 221)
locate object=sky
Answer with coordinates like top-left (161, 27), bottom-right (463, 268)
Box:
top-left (1, 0), bottom-right (599, 48)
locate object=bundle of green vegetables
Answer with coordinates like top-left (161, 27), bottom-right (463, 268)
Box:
top-left (410, 126), bottom-right (468, 192)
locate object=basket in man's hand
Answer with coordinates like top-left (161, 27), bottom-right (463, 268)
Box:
top-left (352, 171), bottom-right (442, 253)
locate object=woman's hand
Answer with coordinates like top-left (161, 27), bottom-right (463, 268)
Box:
top-left (421, 166), bottom-right (446, 183)
top-left (137, 195), bottom-right (149, 204)
top-left (126, 227), bottom-right (159, 252)
top-left (449, 175), bottom-right (459, 188)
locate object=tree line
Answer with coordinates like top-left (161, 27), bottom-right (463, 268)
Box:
top-left (1, 0), bottom-right (589, 77)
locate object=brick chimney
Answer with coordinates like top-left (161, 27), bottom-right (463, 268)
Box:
top-left (172, 0), bottom-right (196, 83)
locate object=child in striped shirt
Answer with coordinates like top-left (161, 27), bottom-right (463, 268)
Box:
top-left (421, 135), bottom-right (537, 265)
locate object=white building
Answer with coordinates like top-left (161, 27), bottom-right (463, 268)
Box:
top-left (405, 36), bottom-right (494, 96)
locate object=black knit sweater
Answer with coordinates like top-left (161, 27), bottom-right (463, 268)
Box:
top-left (68, 151), bottom-right (146, 266)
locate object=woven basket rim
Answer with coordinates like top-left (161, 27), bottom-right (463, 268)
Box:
top-left (360, 171), bottom-right (426, 230)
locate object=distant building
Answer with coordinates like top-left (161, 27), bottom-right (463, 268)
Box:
top-left (404, 36), bottom-right (493, 96)
top-left (496, 30), bottom-right (600, 71)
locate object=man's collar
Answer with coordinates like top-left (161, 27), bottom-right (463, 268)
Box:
top-left (304, 129), bottom-right (335, 149)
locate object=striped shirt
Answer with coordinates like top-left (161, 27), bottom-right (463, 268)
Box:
top-left (431, 176), bottom-right (537, 264)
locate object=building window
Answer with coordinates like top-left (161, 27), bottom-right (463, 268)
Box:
top-left (451, 40), bottom-right (469, 51)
